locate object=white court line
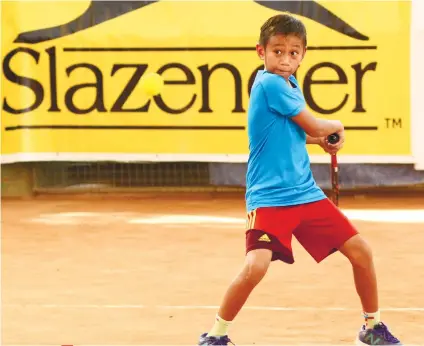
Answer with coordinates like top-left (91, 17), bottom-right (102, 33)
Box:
top-left (27, 209), bottom-right (424, 226)
top-left (3, 304), bottom-right (146, 309)
top-left (3, 304), bottom-right (424, 312)
top-left (159, 305), bottom-right (424, 312)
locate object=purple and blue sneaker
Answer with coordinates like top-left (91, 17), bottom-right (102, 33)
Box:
top-left (198, 333), bottom-right (235, 346)
top-left (357, 322), bottom-right (402, 345)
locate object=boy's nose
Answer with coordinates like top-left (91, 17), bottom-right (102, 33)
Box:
top-left (280, 55), bottom-right (290, 64)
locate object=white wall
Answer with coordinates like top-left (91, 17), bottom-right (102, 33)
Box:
top-left (411, 0), bottom-right (424, 169)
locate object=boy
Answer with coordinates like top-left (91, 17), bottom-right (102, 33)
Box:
top-left (198, 14), bottom-right (402, 346)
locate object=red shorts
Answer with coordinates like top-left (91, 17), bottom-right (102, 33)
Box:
top-left (245, 198), bottom-right (358, 264)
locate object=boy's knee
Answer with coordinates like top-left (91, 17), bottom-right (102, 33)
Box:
top-left (241, 249), bottom-right (272, 286)
top-left (244, 261), bottom-right (268, 284)
top-left (341, 235), bottom-right (374, 269)
top-left (350, 247), bottom-right (373, 269)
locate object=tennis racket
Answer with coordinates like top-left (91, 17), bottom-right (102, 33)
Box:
top-left (327, 133), bottom-right (340, 206)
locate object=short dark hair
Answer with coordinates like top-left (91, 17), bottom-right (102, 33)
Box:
top-left (259, 14), bottom-right (307, 48)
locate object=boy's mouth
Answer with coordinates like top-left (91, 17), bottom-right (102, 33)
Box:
top-left (277, 69), bottom-right (292, 75)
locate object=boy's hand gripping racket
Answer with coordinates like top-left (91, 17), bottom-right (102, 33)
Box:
top-left (327, 133), bottom-right (340, 206)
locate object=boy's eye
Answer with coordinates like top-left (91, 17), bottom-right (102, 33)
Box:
top-left (291, 51), bottom-right (299, 56)
top-left (275, 50), bottom-right (281, 55)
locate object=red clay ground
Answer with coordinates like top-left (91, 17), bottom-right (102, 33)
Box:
top-left (2, 193), bottom-right (423, 345)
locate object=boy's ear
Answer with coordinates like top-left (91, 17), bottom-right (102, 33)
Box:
top-left (256, 44), bottom-right (265, 60)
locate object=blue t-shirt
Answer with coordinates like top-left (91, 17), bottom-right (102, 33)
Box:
top-left (245, 70), bottom-right (326, 211)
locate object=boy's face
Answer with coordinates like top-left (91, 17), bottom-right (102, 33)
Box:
top-left (256, 34), bottom-right (306, 79)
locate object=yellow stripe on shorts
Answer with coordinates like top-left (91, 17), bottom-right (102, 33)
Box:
top-left (246, 210), bottom-right (257, 230)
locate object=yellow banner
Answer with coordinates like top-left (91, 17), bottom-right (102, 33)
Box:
top-left (1, 1), bottom-right (411, 159)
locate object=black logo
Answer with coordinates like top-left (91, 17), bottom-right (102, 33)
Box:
top-left (3, 0), bottom-right (377, 129)
top-left (255, 1), bottom-right (368, 40)
top-left (14, 1), bottom-right (158, 44)
top-left (14, 0), bottom-right (368, 44)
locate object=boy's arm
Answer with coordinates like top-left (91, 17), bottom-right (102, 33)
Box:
top-left (306, 135), bottom-right (321, 145)
top-left (291, 108), bottom-right (344, 138)
top-left (260, 76), bottom-right (343, 137)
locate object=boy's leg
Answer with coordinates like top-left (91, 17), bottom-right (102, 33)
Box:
top-left (199, 207), bottom-right (301, 345)
top-left (338, 235), bottom-right (378, 317)
top-left (215, 248), bottom-right (272, 322)
top-left (200, 249), bottom-right (272, 345)
top-left (338, 236), bottom-right (401, 345)
top-left (294, 199), bottom-right (377, 312)
top-left (294, 199), bottom-right (401, 345)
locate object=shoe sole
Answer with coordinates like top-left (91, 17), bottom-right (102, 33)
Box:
top-left (355, 336), bottom-right (401, 346)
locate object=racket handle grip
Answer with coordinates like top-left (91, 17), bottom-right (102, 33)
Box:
top-left (327, 133), bottom-right (340, 144)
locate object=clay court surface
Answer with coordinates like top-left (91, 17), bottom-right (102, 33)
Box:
top-left (2, 193), bottom-right (424, 346)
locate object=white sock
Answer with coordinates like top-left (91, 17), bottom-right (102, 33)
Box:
top-left (363, 310), bottom-right (380, 329)
top-left (207, 314), bottom-right (232, 337)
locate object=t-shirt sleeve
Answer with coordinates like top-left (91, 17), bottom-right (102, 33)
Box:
top-left (259, 74), bottom-right (306, 118)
